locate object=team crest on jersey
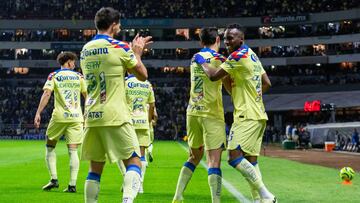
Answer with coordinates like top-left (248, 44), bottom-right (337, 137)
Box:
top-left (250, 54), bottom-right (259, 62)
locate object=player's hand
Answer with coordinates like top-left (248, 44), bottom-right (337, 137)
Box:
top-left (132, 34), bottom-right (153, 56)
top-left (34, 113), bottom-right (41, 129)
top-left (193, 54), bottom-right (206, 65)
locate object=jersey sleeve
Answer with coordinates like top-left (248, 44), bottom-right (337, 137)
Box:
top-left (148, 84), bottom-right (155, 103)
top-left (43, 72), bottom-right (55, 91)
top-left (260, 65), bottom-right (266, 75)
top-left (118, 43), bottom-right (138, 69)
top-left (220, 59), bottom-right (241, 76)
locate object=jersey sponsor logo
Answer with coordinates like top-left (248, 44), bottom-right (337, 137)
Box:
top-left (80, 48), bottom-right (109, 59)
top-left (87, 111), bottom-right (104, 119)
top-left (84, 61), bottom-right (101, 70)
top-left (64, 112), bottom-right (80, 118)
top-left (55, 75), bottom-right (79, 82)
top-left (132, 118), bottom-right (147, 125)
top-left (187, 104), bottom-right (206, 111)
top-left (127, 82), bottom-right (149, 89)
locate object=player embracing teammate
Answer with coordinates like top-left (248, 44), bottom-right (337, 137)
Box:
top-left (174, 24), bottom-right (277, 203)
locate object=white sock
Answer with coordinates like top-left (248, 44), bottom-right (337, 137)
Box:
top-left (246, 162), bottom-right (261, 201)
top-left (140, 158), bottom-right (147, 184)
top-left (45, 146), bottom-right (57, 180)
top-left (117, 161), bottom-right (127, 176)
top-left (230, 157), bottom-right (274, 199)
top-left (208, 168), bottom-right (222, 203)
top-left (148, 144), bottom-right (153, 154)
top-left (68, 148), bottom-right (79, 186)
top-left (85, 172), bottom-right (101, 203)
top-left (123, 166), bottom-right (141, 202)
top-left (173, 162), bottom-right (196, 201)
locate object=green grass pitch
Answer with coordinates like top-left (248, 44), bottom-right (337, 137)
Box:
top-left (0, 140), bottom-right (359, 202)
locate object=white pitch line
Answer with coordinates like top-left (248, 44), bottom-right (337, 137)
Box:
top-left (177, 142), bottom-right (251, 203)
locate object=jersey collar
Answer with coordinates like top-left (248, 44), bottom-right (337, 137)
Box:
top-left (92, 34), bottom-right (113, 41)
top-left (200, 47), bottom-right (217, 54)
top-left (236, 44), bottom-right (249, 51)
top-left (127, 74), bottom-right (135, 78)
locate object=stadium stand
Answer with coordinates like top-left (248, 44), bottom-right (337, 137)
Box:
top-left (0, 2), bottom-right (359, 154)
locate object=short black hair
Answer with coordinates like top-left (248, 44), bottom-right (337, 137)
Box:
top-left (227, 23), bottom-right (245, 35)
top-left (94, 7), bottom-right (120, 31)
top-left (57, 52), bottom-right (77, 66)
top-left (200, 27), bottom-right (219, 46)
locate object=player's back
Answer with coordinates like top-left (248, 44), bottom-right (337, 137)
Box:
top-left (125, 75), bottom-right (155, 129)
top-left (187, 48), bottom-right (225, 121)
top-left (224, 44), bottom-right (268, 121)
top-left (80, 34), bottom-right (136, 127)
top-left (44, 69), bottom-right (85, 123)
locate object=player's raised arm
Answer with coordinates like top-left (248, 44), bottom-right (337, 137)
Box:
top-left (34, 89), bottom-right (52, 128)
top-left (194, 54), bottom-right (228, 81)
top-left (128, 34), bottom-right (153, 81)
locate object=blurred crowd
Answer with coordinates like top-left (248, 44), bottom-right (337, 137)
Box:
top-left (0, 79), bottom-right (190, 140)
top-left (268, 64), bottom-right (360, 87)
top-left (0, 21), bottom-right (359, 43)
top-left (1, 0), bottom-right (358, 19)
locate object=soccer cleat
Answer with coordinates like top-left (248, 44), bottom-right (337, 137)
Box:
top-left (42, 179), bottom-right (59, 191)
top-left (148, 152), bottom-right (153, 163)
top-left (63, 185), bottom-right (76, 193)
top-left (138, 183), bottom-right (144, 194)
top-left (261, 197), bottom-right (277, 203)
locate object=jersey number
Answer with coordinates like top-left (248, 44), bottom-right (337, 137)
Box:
top-left (86, 72), bottom-right (107, 103)
top-left (193, 76), bottom-right (204, 94)
top-left (62, 90), bottom-right (78, 109)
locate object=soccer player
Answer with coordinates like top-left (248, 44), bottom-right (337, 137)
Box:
top-left (124, 75), bottom-right (155, 193)
top-left (34, 51), bottom-right (87, 193)
top-left (80, 7), bottom-right (152, 203)
top-left (173, 27), bottom-right (228, 203)
top-left (193, 24), bottom-right (277, 203)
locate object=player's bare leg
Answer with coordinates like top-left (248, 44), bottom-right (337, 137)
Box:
top-left (122, 156), bottom-right (142, 203)
top-left (85, 161), bottom-right (104, 203)
top-left (228, 149), bottom-right (276, 203)
top-left (63, 144), bottom-right (80, 193)
top-left (206, 148), bottom-right (223, 203)
top-left (173, 146), bottom-right (204, 202)
top-left (43, 138), bottom-right (59, 191)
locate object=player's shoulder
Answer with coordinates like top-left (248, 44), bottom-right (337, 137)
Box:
top-left (47, 69), bottom-right (62, 80)
top-left (211, 52), bottom-right (226, 63)
top-left (227, 44), bottom-right (250, 62)
top-left (105, 37), bottom-right (131, 52)
top-left (75, 72), bottom-right (84, 78)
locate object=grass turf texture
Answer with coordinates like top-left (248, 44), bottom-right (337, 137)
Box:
top-left (0, 141), bottom-right (359, 203)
